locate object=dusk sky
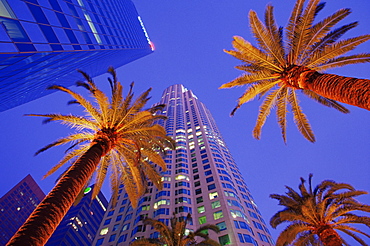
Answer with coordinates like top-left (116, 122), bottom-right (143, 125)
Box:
top-left (0, 0), bottom-right (369, 242)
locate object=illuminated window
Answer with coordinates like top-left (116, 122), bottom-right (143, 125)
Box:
top-left (197, 205), bottom-right (205, 213)
top-left (209, 192), bottom-right (218, 200)
top-left (175, 175), bottom-right (189, 181)
top-left (212, 200), bottom-right (221, 209)
top-left (198, 216), bottom-right (207, 225)
top-left (100, 227), bottom-right (109, 235)
top-left (213, 210), bottom-right (224, 220)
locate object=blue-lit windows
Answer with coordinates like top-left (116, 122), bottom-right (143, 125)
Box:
top-left (203, 164), bottom-right (210, 170)
top-left (248, 211), bottom-right (259, 219)
top-left (175, 197), bottom-right (191, 204)
top-left (123, 213), bottom-right (132, 222)
top-left (103, 218), bottom-right (111, 225)
top-left (216, 221), bottom-right (227, 231)
top-left (176, 189), bottom-right (190, 195)
top-left (208, 184), bottom-right (216, 191)
top-left (95, 238), bottom-right (104, 246)
top-left (258, 233), bottom-right (270, 243)
top-left (253, 221), bottom-right (264, 230)
top-left (117, 234), bottom-right (127, 243)
top-left (175, 169), bottom-right (189, 174)
top-left (204, 170), bottom-right (212, 176)
top-left (115, 215), bottom-right (122, 222)
top-left (202, 159), bottom-right (209, 164)
top-left (109, 234), bottom-right (116, 242)
top-left (156, 191), bottom-right (170, 199)
top-left (107, 210), bottom-right (114, 217)
top-left (153, 208), bottom-right (169, 217)
top-left (206, 177), bottom-right (214, 183)
top-left (163, 183), bottom-right (171, 189)
top-left (175, 181), bottom-right (190, 188)
top-left (195, 188), bottom-right (202, 195)
top-left (201, 154), bottom-right (208, 159)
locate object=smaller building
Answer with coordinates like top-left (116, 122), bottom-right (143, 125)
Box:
top-left (0, 174), bottom-right (46, 245)
top-left (45, 185), bottom-right (108, 246)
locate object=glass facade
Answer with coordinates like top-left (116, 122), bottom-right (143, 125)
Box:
top-left (0, 174), bottom-right (45, 245)
top-left (0, 0), bottom-right (153, 112)
top-left (93, 85), bottom-right (274, 246)
top-left (45, 185), bottom-right (108, 246)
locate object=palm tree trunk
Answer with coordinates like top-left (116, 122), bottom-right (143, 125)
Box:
top-left (7, 141), bottom-right (108, 246)
top-left (298, 68), bottom-right (370, 110)
top-left (317, 225), bottom-right (343, 246)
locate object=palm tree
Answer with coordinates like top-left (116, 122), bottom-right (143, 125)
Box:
top-left (270, 174), bottom-right (370, 246)
top-left (7, 67), bottom-right (174, 246)
top-left (220, 0), bottom-right (370, 143)
top-left (130, 213), bottom-right (221, 246)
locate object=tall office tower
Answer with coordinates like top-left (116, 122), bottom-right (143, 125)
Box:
top-left (45, 185), bottom-right (108, 246)
top-left (93, 84), bottom-right (274, 246)
top-left (0, 0), bottom-right (153, 112)
top-left (0, 174), bottom-right (45, 245)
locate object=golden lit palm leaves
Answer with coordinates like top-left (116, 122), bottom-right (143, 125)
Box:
top-left (270, 175), bottom-right (370, 246)
top-left (26, 67), bottom-right (174, 208)
top-left (221, 0), bottom-right (370, 142)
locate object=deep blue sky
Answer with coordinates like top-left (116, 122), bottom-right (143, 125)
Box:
top-left (1, 0), bottom-right (369, 242)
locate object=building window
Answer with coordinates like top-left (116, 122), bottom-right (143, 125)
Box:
top-left (206, 177), bottom-right (214, 183)
top-left (204, 170), bottom-right (212, 176)
top-left (193, 168), bottom-right (199, 173)
top-left (103, 218), bottom-right (111, 225)
top-left (209, 192), bottom-right (218, 200)
top-left (198, 216), bottom-right (207, 225)
top-left (195, 188), bottom-right (202, 195)
top-left (218, 234), bottom-right (231, 246)
top-left (216, 221), bottom-right (227, 231)
top-left (113, 224), bottom-right (119, 231)
top-left (196, 196), bottom-right (203, 204)
top-left (197, 205), bottom-right (205, 214)
top-left (203, 164), bottom-right (210, 169)
top-left (109, 234), bottom-right (116, 242)
top-left (213, 210), bottom-right (224, 220)
top-left (95, 238), bottom-right (104, 246)
top-left (194, 174), bottom-right (200, 180)
top-left (116, 215), bottom-right (122, 222)
top-left (208, 184), bottom-right (216, 190)
top-left (212, 200), bottom-right (221, 209)
top-left (195, 181), bottom-right (201, 187)
top-left (100, 227), bottom-right (109, 235)
top-left (107, 210), bottom-right (114, 216)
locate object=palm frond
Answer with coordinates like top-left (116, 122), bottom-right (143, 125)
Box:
top-left (307, 35), bottom-right (370, 68)
top-left (315, 53), bottom-right (370, 71)
top-left (301, 90), bottom-right (349, 113)
top-left (231, 80), bottom-right (278, 116)
top-left (298, 8), bottom-right (351, 64)
top-left (288, 90), bottom-right (315, 142)
top-left (276, 87), bottom-right (289, 143)
top-left (253, 87), bottom-right (282, 140)
top-left (229, 36), bottom-right (282, 72)
top-left (219, 70), bottom-right (279, 89)
top-left (249, 9), bottom-right (285, 64)
top-left (289, 0), bottom-right (321, 63)
top-left (303, 22), bottom-right (358, 64)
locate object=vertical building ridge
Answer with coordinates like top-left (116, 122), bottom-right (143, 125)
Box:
top-left (94, 84), bottom-right (274, 246)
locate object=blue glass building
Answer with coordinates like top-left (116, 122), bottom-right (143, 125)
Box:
top-left (0, 0), bottom-right (153, 112)
top-left (45, 185), bottom-right (108, 246)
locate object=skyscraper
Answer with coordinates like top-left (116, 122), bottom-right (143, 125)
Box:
top-left (0, 0), bottom-right (153, 112)
top-left (93, 84), bottom-right (274, 246)
top-left (45, 185), bottom-right (108, 246)
top-left (0, 174), bottom-right (45, 245)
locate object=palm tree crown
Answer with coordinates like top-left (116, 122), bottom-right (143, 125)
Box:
top-left (130, 213), bottom-right (221, 246)
top-left (221, 0), bottom-right (370, 143)
top-left (270, 174), bottom-right (370, 246)
top-left (29, 67), bottom-right (174, 207)
top-left (7, 68), bottom-right (174, 246)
